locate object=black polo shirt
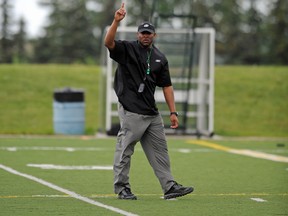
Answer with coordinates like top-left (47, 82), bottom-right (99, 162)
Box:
top-left (109, 40), bottom-right (172, 115)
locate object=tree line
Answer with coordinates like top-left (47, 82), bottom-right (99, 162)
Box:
top-left (0, 0), bottom-right (287, 65)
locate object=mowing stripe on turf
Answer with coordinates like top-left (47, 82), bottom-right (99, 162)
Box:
top-left (0, 164), bottom-right (138, 216)
top-left (187, 140), bottom-right (288, 163)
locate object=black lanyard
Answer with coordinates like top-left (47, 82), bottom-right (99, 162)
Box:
top-left (138, 47), bottom-right (153, 93)
top-left (146, 48), bottom-right (153, 75)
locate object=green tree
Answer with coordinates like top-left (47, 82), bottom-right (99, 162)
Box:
top-left (13, 17), bottom-right (27, 63)
top-left (0, 0), bottom-right (13, 63)
top-left (265, 0), bottom-right (288, 65)
top-left (6, 0), bottom-right (284, 65)
top-left (240, 0), bottom-right (264, 64)
top-left (34, 0), bottom-right (97, 63)
top-left (90, 0), bottom-right (115, 58)
top-left (210, 0), bottom-right (245, 64)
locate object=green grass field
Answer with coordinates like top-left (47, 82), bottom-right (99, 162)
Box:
top-left (0, 136), bottom-right (287, 216)
top-left (0, 64), bottom-right (99, 134)
top-left (214, 66), bottom-right (288, 137)
top-left (0, 64), bottom-right (287, 137)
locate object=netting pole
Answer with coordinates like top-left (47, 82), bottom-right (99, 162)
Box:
top-left (180, 15), bottom-right (197, 135)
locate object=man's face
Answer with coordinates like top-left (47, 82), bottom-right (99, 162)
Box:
top-left (137, 31), bottom-right (156, 47)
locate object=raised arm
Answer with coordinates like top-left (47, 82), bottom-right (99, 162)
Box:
top-left (104, 3), bottom-right (126, 50)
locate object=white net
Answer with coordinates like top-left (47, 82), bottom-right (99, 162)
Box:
top-left (100, 26), bottom-right (215, 136)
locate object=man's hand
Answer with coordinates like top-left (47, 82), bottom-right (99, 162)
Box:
top-left (104, 3), bottom-right (126, 49)
top-left (170, 115), bottom-right (179, 129)
top-left (162, 86), bottom-right (178, 129)
top-left (114, 3), bottom-right (126, 22)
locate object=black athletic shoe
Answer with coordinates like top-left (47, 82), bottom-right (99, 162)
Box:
top-left (164, 183), bottom-right (194, 199)
top-left (118, 188), bottom-right (137, 200)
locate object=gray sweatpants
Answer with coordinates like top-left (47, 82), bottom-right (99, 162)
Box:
top-left (113, 103), bottom-right (175, 194)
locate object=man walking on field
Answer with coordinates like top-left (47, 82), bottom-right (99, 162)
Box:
top-left (104, 2), bottom-right (194, 200)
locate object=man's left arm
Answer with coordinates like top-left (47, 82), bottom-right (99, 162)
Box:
top-left (163, 86), bottom-right (179, 129)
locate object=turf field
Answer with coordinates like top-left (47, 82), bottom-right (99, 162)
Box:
top-left (0, 136), bottom-right (287, 216)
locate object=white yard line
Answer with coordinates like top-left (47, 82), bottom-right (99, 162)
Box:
top-left (0, 164), bottom-right (138, 216)
top-left (0, 146), bottom-right (219, 153)
top-left (27, 164), bottom-right (113, 170)
top-left (0, 146), bottom-right (107, 152)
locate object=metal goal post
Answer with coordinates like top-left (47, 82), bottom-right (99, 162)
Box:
top-left (100, 26), bottom-right (215, 137)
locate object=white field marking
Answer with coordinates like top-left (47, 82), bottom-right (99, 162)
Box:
top-left (0, 195), bottom-right (70, 198)
top-left (188, 140), bottom-right (288, 163)
top-left (27, 164), bottom-right (113, 170)
top-left (1, 146), bottom-right (217, 154)
top-left (0, 194), bottom-right (115, 199)
top-left (0, 164), bottom-right (138, 216)
top-left (0, 146), bottom-right (106, 152)
top-left (3, 146), bottom-right (287, 154)
top-left (175, 148), bottom-right (216, 153)
top-left (177, 148), bottom-right (191, 153)
top-left (250, 198), bottom-right (267, 202)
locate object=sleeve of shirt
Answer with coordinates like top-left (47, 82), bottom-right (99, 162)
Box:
top-left (156, 59), bottom-right (172, 87)
top-left (108, 40), bottom-right (126, 64)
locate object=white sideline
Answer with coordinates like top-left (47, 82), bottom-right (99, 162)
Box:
top-left (0, 164), bottom-right (138, 216)
top-left (27, 164), bottom-right (113, 170)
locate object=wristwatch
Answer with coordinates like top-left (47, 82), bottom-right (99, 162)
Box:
top-left (170, 112), bottom-right (179, 116)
